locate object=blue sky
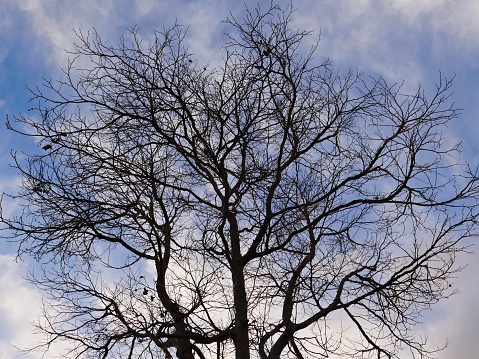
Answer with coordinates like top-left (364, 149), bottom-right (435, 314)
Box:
top-left (1, 1), bottom-right (479, 358)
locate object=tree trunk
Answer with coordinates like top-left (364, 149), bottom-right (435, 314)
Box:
top-left (229, 214), bottom-right (250, 359)
top-left (176, 341), bottom-right (196, 359)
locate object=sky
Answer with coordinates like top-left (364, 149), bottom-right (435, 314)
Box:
top-left (1, 0), bottom-right (479, 358)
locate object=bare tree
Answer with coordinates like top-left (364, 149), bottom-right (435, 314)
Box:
top-left (2, 3), bottom-right (479, 359)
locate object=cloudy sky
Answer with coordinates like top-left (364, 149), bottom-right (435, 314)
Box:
top-left (1, 0), bottom-right (478, 358)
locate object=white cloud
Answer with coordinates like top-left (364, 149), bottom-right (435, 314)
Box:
top-left (289, 0), bottom-right (479, 87)
top-left (14, 0), bottom-right (119, 67)
top-left (0, 255), bottom-right (44, 359)
top-left (422, 251), bottom-right (479, 359)
top-left (0, 0), bottom-right (238, 79)
top-left (4, 0), bottom-right (479, 79)
top-left (390, 0), bottom-right (479, 41)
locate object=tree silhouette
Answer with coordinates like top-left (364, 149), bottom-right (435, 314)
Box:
top-left (2, 3), bottom-right (479, 359)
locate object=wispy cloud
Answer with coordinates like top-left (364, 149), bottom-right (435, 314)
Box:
top-left (423, 252), bottom-right (479, 359)
top-left (292, 0), bottom-right (479, 84)
top-left (0, 255), bottom-right (43, 359)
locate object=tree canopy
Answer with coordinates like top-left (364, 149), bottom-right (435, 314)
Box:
top-left (2, 3), bottom-right (479, 359)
